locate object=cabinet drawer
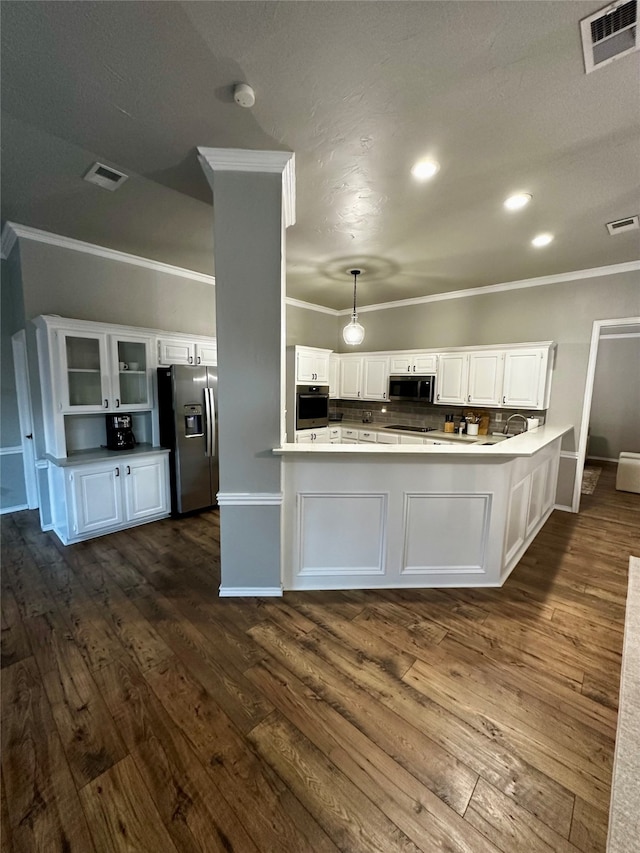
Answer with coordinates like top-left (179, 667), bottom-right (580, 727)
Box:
top-left (342, 428), bottom-right (359, 440)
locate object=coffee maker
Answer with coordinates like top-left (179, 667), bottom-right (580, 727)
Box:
top-left (105, 414), bottom-right (136, 451)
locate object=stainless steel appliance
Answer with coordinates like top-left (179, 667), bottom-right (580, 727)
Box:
top-left (296, 385), bottom-right (330, 430)
top-left (105, 413), bottom-right (136, 450)
top-left (388, 375), bottom-right (435, 403)
top-left (157, 365), bottom-right (218, 515)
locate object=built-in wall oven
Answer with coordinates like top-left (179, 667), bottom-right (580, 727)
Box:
top-left (296, 385), bottom-right (330, 430)
top-left (388, 375), bottom-right (435, 403)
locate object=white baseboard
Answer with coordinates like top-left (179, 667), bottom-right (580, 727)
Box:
top-left (0, 503), bottom-right (28, 515)
top-left (219, 586), bottom-right (283, 598)
top-left (554, 502), bottom-right (574, 513)
top-left (587, 455), bottom-right (619, 463)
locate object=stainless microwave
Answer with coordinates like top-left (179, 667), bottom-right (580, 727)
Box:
top-left (296, 385), bottom-right (330, 429)
top-left (388, 375), bottom-right (435, 403)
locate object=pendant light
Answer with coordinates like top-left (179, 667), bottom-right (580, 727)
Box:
top-left (342, 269), bottom-right (365, 346)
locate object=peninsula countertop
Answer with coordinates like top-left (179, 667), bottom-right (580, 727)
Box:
top-left (276, 423), bottom-right (573, 457)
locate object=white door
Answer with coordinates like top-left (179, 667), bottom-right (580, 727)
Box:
top-left (11, 331), bottom-right (38, 508)
top-left (329, 354), bottom-right (340, 399)
top-left (58, 330), bottom-right (111, 412)
top-left (339, 358), bottom-right (363, 399)
top-left (195, 341), bottom-right (217, 366)
top-left (468, 351), bottom-right (504, 406)
top-left (69, 463), bottom-right (124, 535)
top-left (389, 354), bottom-right (413, 373)
top-left (413, 353), bottom-right (438, 374)
top-left (110, 334), bottom-right (152, 411)
top-left (122, 456), bottom-right (168, 521)
top-left (436, 353), bottom-right (469, 404)
top-left (296, 349), bottom-right (317, 382)
top-left (158, 338), bottom-right (195, 366)
top-left (503, 349), bottom-right (546, 408)
top-left (362, 356), bottom-right (389, 400)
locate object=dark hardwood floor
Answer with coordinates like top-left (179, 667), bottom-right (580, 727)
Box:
top-left (2, 462), bottom-right (638, 852)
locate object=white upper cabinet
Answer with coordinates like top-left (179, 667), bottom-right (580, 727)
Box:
top-left (467, 351), bottom-right (505, 406)
top-left (362, 355), bottom-right (390, 400)
top-left (57, 328), bottom-right (152, 413)
top-left (389, 352), bottom-right (438, 374)
top-left (157, 337), bottom-right (217, 366)
top-left (339, 356), bottom-right (363, 398)
top-left (436, 353), bottom-right (470, 404)
top-left (502, 348), bottom-right (549, 409)
top-left (329, 353), bottom-right (340, 398)
top-left (295, 346), bottom-right (330, 384)
top-left (338, 354), bottom-right (389, 400)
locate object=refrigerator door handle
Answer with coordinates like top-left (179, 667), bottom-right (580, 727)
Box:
top-left (204, 386), bottom-right (215, 457)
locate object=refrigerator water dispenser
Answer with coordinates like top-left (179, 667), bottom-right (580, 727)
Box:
top-left (184, 405), bottom-right (203, 437)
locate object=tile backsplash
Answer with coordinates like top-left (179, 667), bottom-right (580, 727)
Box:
top-left (330, 399), bottom-right (545, 433)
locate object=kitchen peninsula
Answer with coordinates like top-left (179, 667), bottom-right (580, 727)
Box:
top-left (275, 424), bottom-right (570, 591)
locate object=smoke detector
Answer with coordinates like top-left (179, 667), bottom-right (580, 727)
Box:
top-left (606, 215), bottom-right (639, 234)
top-left (233, 83), bottom-right (256, 108)
top-left (580, 0), bottom-right (638, 73)
top-left (83, 162), bottom-right (129, 191)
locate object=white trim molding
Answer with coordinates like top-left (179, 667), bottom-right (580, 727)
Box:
top-left (219, 586), bottom-right (283, 598)
top-left (198, 147), bottom-right (296, 228)
top-left (216, 492), bottom-right (283, 506)
top-left (285, 297), bottom-right (340, 316)
top-left (1, 224), bottom-right (18, 259)
top-left (0, 445), bottom-right (23, 456)
top-left (339, 261), bottom-right (640, 316)
top-left (0, 222), bottom-right (216, 285)
top-left (0, 504), bottom-right (29, 515)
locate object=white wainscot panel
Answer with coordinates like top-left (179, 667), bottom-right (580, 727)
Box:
top-left (526, 460), bottom-right (548, 536)
top-left (504, 474), bottom-right (531, 566)
top-left (401, 493), bottom-right (490, 574)
top-left (297, 492), bottom-right (387, 576)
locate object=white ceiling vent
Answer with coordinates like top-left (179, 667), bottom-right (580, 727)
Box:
top-left (606, 215), bottom-right (640, 234)
top-left (83, 162), bottom-right (129, 191)
top-left (580, 1), bottom-right (638, 72)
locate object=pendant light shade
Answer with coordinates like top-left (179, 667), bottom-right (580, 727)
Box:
top-left (342, 269), bottom-right (365, 346)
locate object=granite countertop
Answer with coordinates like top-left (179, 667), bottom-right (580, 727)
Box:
top-left (45, 443), bottom-right (170, 467)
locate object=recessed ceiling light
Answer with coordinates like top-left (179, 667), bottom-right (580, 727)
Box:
top-left (504, 193), bottom-right (532, 210)
top-left (411, 159), bottom-right (440, 181)
top-left (531, 233), bottom-right (554, 247)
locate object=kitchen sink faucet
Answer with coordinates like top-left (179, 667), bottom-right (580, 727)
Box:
top-left (503, 413), bottom-right (528, 435)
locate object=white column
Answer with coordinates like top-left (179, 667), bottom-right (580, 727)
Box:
top-left (198, 148), bottom-right (295, 596)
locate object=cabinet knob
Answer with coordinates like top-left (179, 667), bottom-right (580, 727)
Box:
top-left (115, 468), bottom-right (120, 477)
top-left (126, 465), bottom-right (131, 475)
top-left (115, 398), bottom-right (120, 408)
top-left (104, 399), bottom-right (108, 409)
top-left (503, 395), bottom-right (506, 403)
top-left (189, 356), bottom-right (194, 364)
top-left (197, 356), bottom-right (201, 364)
top-left (468, 395), bottom-right (471, 402)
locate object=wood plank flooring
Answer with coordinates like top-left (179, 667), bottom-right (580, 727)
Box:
top-left (1, 461), bottom-right (638, 852)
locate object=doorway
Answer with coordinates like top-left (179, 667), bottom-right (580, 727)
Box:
top-left (572, 316), bottom-right (640, 512)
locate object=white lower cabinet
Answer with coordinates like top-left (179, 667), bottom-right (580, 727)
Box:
top-left (63, 452), bottom-right (169, 542)
top-left (295, 428), bottom-right (329, 444)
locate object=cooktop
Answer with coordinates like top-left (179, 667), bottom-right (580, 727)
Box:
top-left (385, 424), bottom-right (437, 433)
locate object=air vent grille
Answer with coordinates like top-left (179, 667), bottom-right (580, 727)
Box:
top-left (83, 161), bottom-right (129, 191)
top-left (591, 0), bottom-right (637, 41)
top-left (606, 215), bottom-right (639, 235)
top-left (581, 1), bottom-right (638, 72)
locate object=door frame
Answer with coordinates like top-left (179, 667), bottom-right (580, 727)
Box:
top-left (11, 330), bottom-right (39, 508)
top-left (572, 315), bottom-right (640, 512)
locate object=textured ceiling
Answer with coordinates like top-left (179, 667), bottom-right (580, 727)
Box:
top-left (1, 0), bottom-right (639, 310)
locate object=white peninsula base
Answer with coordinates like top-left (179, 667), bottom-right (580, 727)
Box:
top-left (277, 426), bottom-right (568, 591)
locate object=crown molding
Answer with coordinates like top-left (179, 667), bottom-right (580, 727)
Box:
top-left (198, 147), bottom-right (296, 228)
top-left (333, 260), bottom-right (640, 316)
top-left (0, 223), bottom-right (18, 259)
top-left (0, 222), bottom-right (216, 285)
top-left (285, 297), bottom-right (340, 316)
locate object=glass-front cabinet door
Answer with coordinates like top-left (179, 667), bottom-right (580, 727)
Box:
top-left (59, 331), bottom-right (110, 412)
top-left (110, 335), bottom-right (152, 410)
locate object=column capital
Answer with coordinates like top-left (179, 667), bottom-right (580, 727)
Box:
top-left (198, 148), bottom-right (295, 227)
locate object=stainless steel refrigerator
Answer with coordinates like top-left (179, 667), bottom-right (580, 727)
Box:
top-left (157, 365), bottom-right (219, 515)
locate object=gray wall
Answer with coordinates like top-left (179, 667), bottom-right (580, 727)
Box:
top-left (0, 250), bottom-right (28, 510)
top-left (286, 303), bottom-right (339, 350)
top-left (18, 240), bottom-right (216, 334)
top-left (589, 336), bottom-right (640, 459)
